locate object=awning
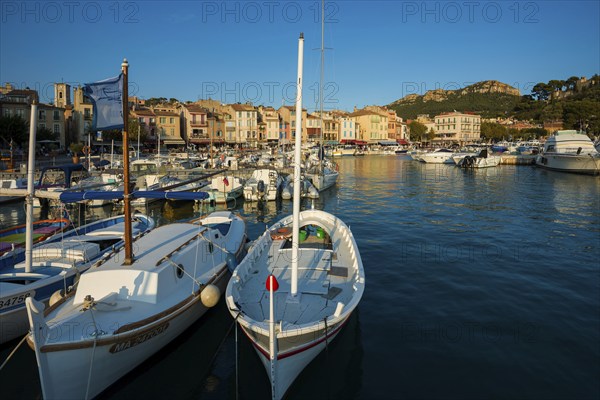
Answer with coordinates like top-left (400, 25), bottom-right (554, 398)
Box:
top-left (340, 139), bottom-right (367, 145)
top-left (162, 139), bottom-right (186, 145)
top-left (324, 140), bottom-right (339, 146)
top-left (397, 139), bottom-right (409, 145)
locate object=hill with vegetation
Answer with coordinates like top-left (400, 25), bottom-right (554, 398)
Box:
top-left (388, 80), bottom-right (522, 119)
top-left (387, 77), bottom-right (600, 136)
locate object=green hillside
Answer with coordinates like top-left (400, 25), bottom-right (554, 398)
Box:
top-left (388, 91), bottom-right (521, 120)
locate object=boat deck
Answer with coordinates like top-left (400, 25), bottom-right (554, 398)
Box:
top-left (237, 236), bottom-right (353, 326)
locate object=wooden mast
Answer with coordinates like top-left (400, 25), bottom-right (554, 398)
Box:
top-left (121, 58), bottom-right (133, 265)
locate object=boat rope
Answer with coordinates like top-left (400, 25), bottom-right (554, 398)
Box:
top-left (324, 317), bottom-right (330, 399)
top-left (0, 334), bottom-right (28, 371)
top-left (163, 256), bottom-right (204, 288)
top-left (84, 307), bottom-right (99, 400)
top-left (234, 312), bottom-right (240, 400)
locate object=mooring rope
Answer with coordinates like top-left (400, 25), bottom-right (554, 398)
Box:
top-left (84, 307), bottom-right (99, 400)
top-left (0, 334), bottom-right (28, 371)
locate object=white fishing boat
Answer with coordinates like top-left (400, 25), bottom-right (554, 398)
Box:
top-left (203, 175), bottom-right (244, 204)
top-left (536, 130), bottom-right (600, 175)
top-left (0, 212), bottom-right (154, 344)
top-left (68, 172), bottom-right (124, 207)
top-left (458, 148), bottom-right (501, 168)
top-left (0, 176), bottom-right (27, 204)
top-left (281, 174), bottom-right (319, 200)
top-left (419, 148), bottom-right (455, 164)
top-left (0, 98), bottom-right (154, 344)
top-left (26, 60), bottom-right (248, 399)
top-left (332, 145), bottom-right (357, 157)
top-left (243, 169), bottom-right (284, 202)
top-left (226, 33), bottom-right (365, 400)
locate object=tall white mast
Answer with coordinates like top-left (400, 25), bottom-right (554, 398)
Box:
top-left (24, 100), bottom-right (38, 273)
top-left (319, 0), bottom-right (325, 174)
top-left (290, 33), bottom-right (304, 298)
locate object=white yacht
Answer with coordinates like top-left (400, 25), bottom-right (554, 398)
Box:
top-left (536, 130), bottom-right (600, 175)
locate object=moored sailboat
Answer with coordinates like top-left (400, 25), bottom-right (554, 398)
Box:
top-left (226, 34), bottom-right (365, 399)
top-left (25, 60), bottom-right (247, 399)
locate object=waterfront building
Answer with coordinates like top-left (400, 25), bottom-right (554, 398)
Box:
top-left (338, 113), bottom-right (357, 143)
top-left (179, 104), bottom-right (209, 146)
top-left (152, 105), bottom-right (184, 147)
top-left (278, 105), bottom-right (308, 142)
top-left (228, 103), bottom-right (258, 146)
top-left (306, 113), bottom-right (321, 143)
top-left (131, 108), bottom-right (156, 142)
top-left (434, 111), bottom-right (481, 144)
top-left (0, 87), bottom-right (66, 150)
top-left (349, 107), bottom-right (389, 144)
top-left (72, 86), bottom-right (94, 143)
top-left (258, 106), bottom-right (280, 144)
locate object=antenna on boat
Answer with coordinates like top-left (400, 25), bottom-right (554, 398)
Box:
top-left (290, 33), bottom-right (304, 300)
top-left (121, 58), bottom-right (134, 265)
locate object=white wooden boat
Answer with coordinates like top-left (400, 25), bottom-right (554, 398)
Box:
top-left (26, 211), bottom-right (245, 399)
top-left (243, 169), bottom-right (284, 202)
top-left (226, 33), bottom-right (364, 400)
top-left (203, 175), bottom-right (244, 204)
top-left (536, 130), bottom-right (600, 175)
top-left (0, 213), bottom-right (154, 344)
top-left (26, 60), bottom-right (247, 400)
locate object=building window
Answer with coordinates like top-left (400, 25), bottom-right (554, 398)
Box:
top-left (3, 109), bottom-right (10, 117)
top-left (53, 110), bottom-right (60, 120)
top-left (170, 128), bottom-right (174, 135)
top-left (59, 92), bottom-right (63, 99)
top-left (38, 110), bottom-right (46, 120)
top-left (169, 117), bottom-right (174, 124)
top-left (16, 109), bottom-right (25, 118)
top-left (160, 117), bottom-right (166, 124)
top-left (53, 124), bottom-right (60, 134)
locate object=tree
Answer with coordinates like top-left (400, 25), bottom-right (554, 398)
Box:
top-left (548, 79), bottom-right (566, 92)
top-left (408, 121), bottom-right (427, 142)
top-left (565, 76), bottom-right (580, 91)
top-left (480, 122), bottom-right (507, 141)
top-left (531, 83), bottom-right (551, 101)
top-left (100, 118), bottom-right (148, 144)
top-left (0, 115), bottom-right (28, 146)
top-left (427, 127), bottom-right (436, 141)
top-left (37, 126), bottom-right (57, 141)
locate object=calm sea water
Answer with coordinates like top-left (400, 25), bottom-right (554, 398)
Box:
top-left (1, 156), bottom-right (599, 399)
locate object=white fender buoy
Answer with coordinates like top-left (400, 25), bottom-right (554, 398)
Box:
top-left (201, 284), bottom-right (221, 307)
top-left (49, 289), bottom-right (64, 307)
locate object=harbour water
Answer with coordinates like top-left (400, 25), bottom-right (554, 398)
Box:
top-left (1, 156), bottom-right (599, 399)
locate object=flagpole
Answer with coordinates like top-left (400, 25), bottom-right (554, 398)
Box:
top-left (122, 58), bottom-right (133, 265)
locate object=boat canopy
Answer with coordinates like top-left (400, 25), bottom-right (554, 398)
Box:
top-left (38, 164), bottom-right (87, 188)
top-left (59, 190), bottom-right (209, 203)
top-left (378, 140), bottom-right (398, 146)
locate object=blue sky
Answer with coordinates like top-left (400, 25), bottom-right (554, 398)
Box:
top-left (1, 1), bottom-right (599, 112)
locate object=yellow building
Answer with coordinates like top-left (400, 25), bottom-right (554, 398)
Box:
top-left (434, 111), bottom-right (481, 144)
top-left (349, 108), bottom-right (389, 144)
top-left (152, 106), bottom-right (184, 147)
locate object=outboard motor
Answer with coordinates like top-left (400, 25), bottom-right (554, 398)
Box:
top-left (257, 180), bottom-right (265, 194)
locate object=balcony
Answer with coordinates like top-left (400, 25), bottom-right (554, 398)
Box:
top-left (190, 120), bottom-right (208, 127)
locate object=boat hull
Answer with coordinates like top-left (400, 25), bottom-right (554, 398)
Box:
top-left (28, 275), bottom-right (228, 400)
top-left (536, 154), bottom-right (600, 175)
